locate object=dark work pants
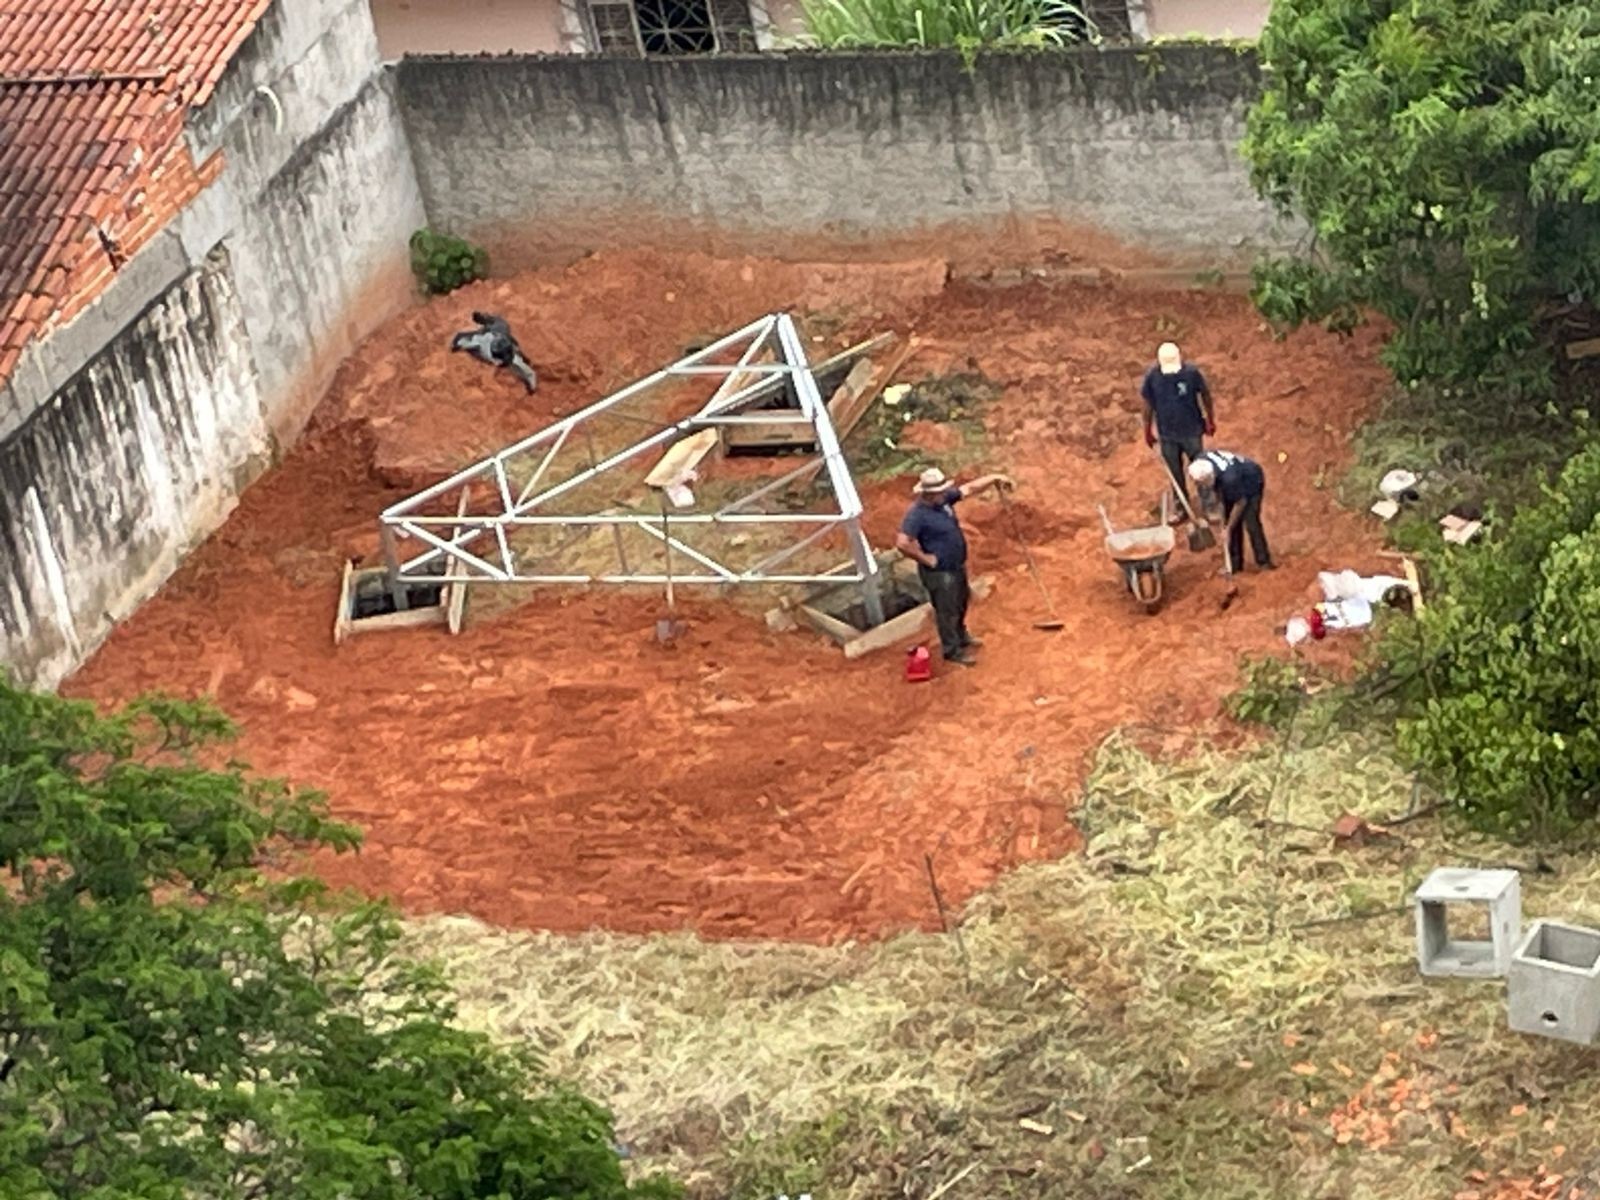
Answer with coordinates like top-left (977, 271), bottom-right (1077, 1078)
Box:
top-left (918, 566), bottom-right (972, 659)
top-left (1160, 434), bottom-right (1205, 511)
top-left (1223, 490), bottom-right (1272, 570)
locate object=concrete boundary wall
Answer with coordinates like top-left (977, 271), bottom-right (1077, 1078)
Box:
top-left (396, 46), bottom-right (1286, 268)
top-left (0, 0), bottom-right (424, 689)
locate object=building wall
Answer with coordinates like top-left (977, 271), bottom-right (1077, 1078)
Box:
top-left (0, 0), bottom-right (425, 689)
top-left (397, 47), bottom-right (1289, 269)
top-left (371, 0), bottom-right (565, 58)
top-left (1147, 0), bottom-right (1269, 39)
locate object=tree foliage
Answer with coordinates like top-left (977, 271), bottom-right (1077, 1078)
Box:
top-left (0, 683), bottom-right (676, 1200)
top-left (800, 0), bottom-right (1090, 50)
top-left (1244, 0), bottom-right (1600, 396)
top-left (1382, 443), bottom-right (1600, 839)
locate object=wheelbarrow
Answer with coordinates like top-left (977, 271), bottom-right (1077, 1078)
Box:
top-left (1098, 502), bottom-right (1176, 610)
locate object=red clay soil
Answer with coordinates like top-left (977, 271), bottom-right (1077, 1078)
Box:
top-left (68, 247), bottom-right (1395, 944)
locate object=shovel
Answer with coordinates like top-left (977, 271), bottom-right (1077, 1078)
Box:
top-left (654, 499), bottom-right (686, 645)
top-left (998, 488), bottom-right (1065, 631)
top-left (1151, 446), bottom-right (1216, 552)
top-left (1218, 507), bottom-right (1245, 611)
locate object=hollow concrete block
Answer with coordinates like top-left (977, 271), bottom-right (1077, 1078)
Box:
top-left (1508, 921), bottom-right (1600, 1045)
top-left (1413, 867), bottom-right (1521, 978)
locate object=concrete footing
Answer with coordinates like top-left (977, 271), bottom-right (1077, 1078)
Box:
top-left (1508, 920), bottom-right (1600, 1045)
top-left (1413, 867), bottom-right (1521, 979)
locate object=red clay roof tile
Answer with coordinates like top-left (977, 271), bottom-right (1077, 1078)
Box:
top-left (0, 0), bottom-right (273, 390)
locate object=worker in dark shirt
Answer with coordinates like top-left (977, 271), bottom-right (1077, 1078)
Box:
top-left (895, 466), bottom-right (1014, 667)
top-left (1188, 450), bottom-right (1275, 574)
top-left (1140, 341), bottom-right (1215, 516)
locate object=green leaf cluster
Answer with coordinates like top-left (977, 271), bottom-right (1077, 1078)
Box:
top-left (799, 0), bottom-right (1091, 50)
top-left (1244, 0), bottom-right (1600, 396)
top-left (0, 682), bottom-right (678, 1200)
top-left (1381, 444), bottom-right (1600, 839)
top-left (409, 230), bottom-right (489, 297)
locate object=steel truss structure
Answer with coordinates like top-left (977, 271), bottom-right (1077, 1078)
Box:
top-left (378, 312), bottom-right (886, 624)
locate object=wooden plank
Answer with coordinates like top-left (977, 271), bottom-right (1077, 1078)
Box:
top-left (842, 601), bottom-right (932, 659)
top-left (796, 603), bottom-right (859, 645)
top-left (723, 419), bottom-right (817, 450)
top-left (445, 487), bottom-right (471, 635)
top-left (836, 338), bottom-right (917, 439)
top-left (793, 337), bottom-right (917, 487)
top-left (345, 605), bottom-right (447, 635)
top-left (1566, 336), bottom-right (1600, 361)
top-left (645, 428), bottom-right (720, 487)
top-left (826, 358), bottom-right (877, 425)
top-left (333, 558), bottom-right (356, 646)
top-left (715, 332), bottom-right (895, 418)
top-left (1401, 556), bottom-right (1424, 611)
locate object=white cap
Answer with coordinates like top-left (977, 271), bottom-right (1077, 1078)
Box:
top-left (1188, 458), bottom-right (1216, 484)
top-left (1157, 342), bottom-right (1182, 375)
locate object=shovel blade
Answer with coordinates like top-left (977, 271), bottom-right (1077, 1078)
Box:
top-left (1188, 526), bottom-right (1217, 552)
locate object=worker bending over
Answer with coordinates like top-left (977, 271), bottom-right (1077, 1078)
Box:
top-left (1188, 451), bottom-right (1276, 575)
top-left (1140, 341), bottom-right (1214, 515)
top-left (896, 466), bottom-right (1015, 668)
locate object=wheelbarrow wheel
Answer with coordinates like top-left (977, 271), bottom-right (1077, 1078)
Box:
top-left (1135, 563), bottom-right (1166, 612)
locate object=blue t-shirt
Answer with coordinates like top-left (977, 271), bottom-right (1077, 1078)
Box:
top-left (901, 488), bottom-right (967, 571)
top-left (1140, 363), bottom-right (1210, 441)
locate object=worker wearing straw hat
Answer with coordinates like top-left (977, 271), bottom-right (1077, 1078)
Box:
top-left (1140, 341), bottom-right (1215, 517)
top-left (896, 466), bottom-right (1014, 667)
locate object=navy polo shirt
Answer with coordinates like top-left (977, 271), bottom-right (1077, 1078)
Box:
top-left (1140, 363), bottom-right (1210, 441)
top-left (901, 488), bottom-right (967, 571)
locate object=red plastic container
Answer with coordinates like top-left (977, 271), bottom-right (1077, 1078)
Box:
top-left (905, 644), bottom-right (933, 683)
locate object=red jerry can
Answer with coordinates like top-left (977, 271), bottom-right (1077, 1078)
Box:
top-left (905, 644), bottom-right (933, 683)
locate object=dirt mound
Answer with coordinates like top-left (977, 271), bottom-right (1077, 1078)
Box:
top-left (68, 249), bottom-right (1393, 944)
top-left (315, 250), bottom-right (948, 488)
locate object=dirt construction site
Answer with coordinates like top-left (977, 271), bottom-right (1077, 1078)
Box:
top-left (66, 244), bottom-right (1395, 945)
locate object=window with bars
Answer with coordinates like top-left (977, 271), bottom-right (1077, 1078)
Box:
top-left (587, 0), bottom-right (756, 55)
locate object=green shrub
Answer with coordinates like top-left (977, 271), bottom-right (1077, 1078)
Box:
top-left (410, 228), bottom-right (489, 295)
top-left (1227, 655), bottom-right (1307, 729)
top-left (800, 0), bottom-right (1091, 49)
top-left (1383, 443), bottom-right (1600, 839)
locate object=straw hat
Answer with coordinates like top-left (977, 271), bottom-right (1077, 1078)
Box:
top-left (1157, 342), bottom-right (1182, 375)
top-left (913, 466), bottom-right (953, 496)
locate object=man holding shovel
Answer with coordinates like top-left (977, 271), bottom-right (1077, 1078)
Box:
top-left (1188, 451), bottom-right (1276, 575)
top-left (896, 467), bottom-right (1014, 667)
top-left (1140, 342), bottom-right (1215, 518)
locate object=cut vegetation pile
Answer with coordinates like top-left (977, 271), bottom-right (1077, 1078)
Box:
top-left (411, 731), bottom-right (1600, 1200)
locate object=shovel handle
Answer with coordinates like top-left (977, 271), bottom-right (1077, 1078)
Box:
top-left (1151, 445), bottom-right (1204, 525)
top-left (1097, 504), bottom-right (1115, 537)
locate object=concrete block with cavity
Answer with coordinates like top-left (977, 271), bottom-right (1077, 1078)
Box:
top-left (1413, 867), bottom-right (1521, 978)
top-left (1508, 921), bottom-right (1600, 1045)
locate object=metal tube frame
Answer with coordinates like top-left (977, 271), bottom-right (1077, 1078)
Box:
top-left (378, 314), bottom-right (882, 593)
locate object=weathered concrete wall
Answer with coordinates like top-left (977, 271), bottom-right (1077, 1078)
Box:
top-left (0, 0), bottom-right (424, 688)
top-left (396, 46), bottom-right (1286, 267)
top-left (0, 258), bottom-right (268, 685)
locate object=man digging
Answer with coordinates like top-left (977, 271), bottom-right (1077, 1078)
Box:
top-left (1140, 341), bottom-right (1215, 519)
top-left (1187, 450), bottom-right (1276, 574)
top-left (896, 466), bottom-right (1015, 668)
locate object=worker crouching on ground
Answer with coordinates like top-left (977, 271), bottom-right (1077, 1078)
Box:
top-left (1141, 341), bottom-right (1215, 517)
top-left (896, 466), bottom-right (1015, 668)
top-left (1188, 451), bottom-right (1276, 574)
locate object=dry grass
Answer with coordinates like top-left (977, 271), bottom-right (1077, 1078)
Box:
top-left (406, 730), bottom-right (1600, 1200)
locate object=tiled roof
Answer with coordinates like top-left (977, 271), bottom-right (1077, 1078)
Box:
top-left (0, 1), bottom-right (272, 389)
